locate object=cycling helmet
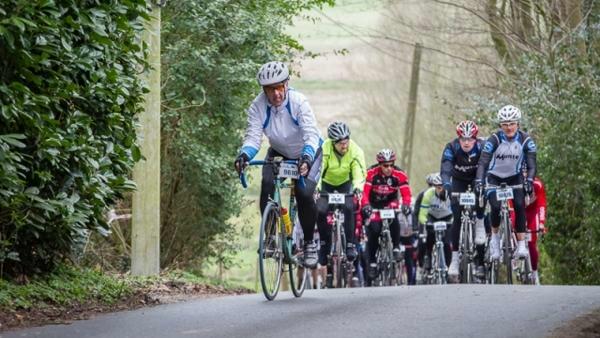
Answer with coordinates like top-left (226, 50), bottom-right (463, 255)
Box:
top-left (429, 172), bottom-right (443, 186)
top-left (327, 121), bottom-right (351, 142)
top-left (257, 61), bottom-right (290, 86)
top-left (425, 173), bottom-right (437, 186)
top-left (497, 105), bottom-right (522, 123)
top-left (456, 120), bottom-right (479, 138)
top-left (376, 148), bottom-right (396, 163)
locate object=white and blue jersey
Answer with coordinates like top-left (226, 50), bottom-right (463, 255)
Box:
top-left (240, 88), bottom-right (322, 161)
top-left (476, 130), bottom-right (537, 180)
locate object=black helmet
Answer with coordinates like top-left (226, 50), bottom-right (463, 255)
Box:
top-left (327, 121), bottom-right (351, 142)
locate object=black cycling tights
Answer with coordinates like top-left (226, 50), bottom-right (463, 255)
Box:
top-left (260, 148), bottom-right (322, 242)
top-left (487, 174), bottom-right (526, 233)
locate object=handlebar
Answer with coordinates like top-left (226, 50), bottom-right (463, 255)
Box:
top-left (238, 159), bottom-right (305, 189)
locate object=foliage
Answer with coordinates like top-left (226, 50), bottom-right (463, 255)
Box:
top-left (0, 1), bottom-right (149, 278)
top-left (159, 0), bottom-right (333, 268)
top-left (0, 264), bottom-right (132, 309)
top-left (505, 41), bottom-right (600, 284)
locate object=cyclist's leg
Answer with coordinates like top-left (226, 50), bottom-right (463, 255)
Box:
top-left (316, 195), bottom-right (331, 268)
top-left (511, 175), bottom-right (529, 257)
top-left (401, 235), bottom-right (417, 285)
top-left (449, 178), bottom-right (467, 251)
top-left (259, 148), bottom-right (278, 214)
top-left (527, 211), bottom-right (539, 271)
top-left (295, 149), bottom-right (322, 241)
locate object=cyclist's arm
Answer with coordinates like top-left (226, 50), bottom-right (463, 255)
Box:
top-left (240, 100), bottom-right (264, 160)
top-left (361, 170), bottom-right (375, 207)
top-left (536, 178), bottom-right (547, 226)
top-left (296, 96), bottom-right (320, 162)
top-left (440, 142), bottom-right (454, 187)
top-left (393, 170), bottom-right (412, 206)
top-left (524, 136), bottom-right (537, 180)
top-left (351, 143), bottom-right (367, 190)
top-left (418, 188), bottom-right (434, 224)
top-left (475, 134), bottom-right (498, 182)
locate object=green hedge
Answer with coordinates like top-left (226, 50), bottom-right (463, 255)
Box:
top-left (0, 1), bottom-right (149, 278)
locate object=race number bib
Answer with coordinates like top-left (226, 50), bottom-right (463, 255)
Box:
top-left (433, 221), bottom-right (447, 231)
top-left (278, 162), bottom-right (299, 179)
top-left (459, 193), bottom-right (476, 206)
top-left (496, 188), bottom-right (514, 201)
top-left (328, 193), bottom-right (345, 204)
top-left (379, 209), bottom-right (395, 219)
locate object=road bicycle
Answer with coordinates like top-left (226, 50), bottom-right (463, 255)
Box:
top-left (482, 183), bottom-right (526, 285)
top-left (451, 186), bottom-right (477, 283)
top-left (240, 157), bottom-right (307, 300)
top-left (423, 220), bottom-right (451, 284)
top-left (320, 192), bottom-right (356, 288)
top-left (367, 208), bottom-right (403, 286)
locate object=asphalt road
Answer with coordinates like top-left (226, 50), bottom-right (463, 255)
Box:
top-left (3, 285), bottom-right (600, 338)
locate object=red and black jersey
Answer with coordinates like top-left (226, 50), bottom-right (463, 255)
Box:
top-left (361, 166), bottom-right (411, 209)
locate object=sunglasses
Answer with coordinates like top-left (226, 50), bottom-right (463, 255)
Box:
top-left (500, 122), bottom-right (518, 128)
top-left (380, 163), bottom-right (394, 168)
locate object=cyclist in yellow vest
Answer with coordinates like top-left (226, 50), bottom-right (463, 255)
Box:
top-left (316, 122), bottom-right (366, 286)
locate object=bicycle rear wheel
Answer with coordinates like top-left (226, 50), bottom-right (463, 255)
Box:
top-left (258, 203), bottom-right (283, 300)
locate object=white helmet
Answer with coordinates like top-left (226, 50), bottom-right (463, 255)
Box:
top-left (497, 105), bottom-right (522, 123)
top-left (429, 172), bottom-right (443, 186)
top-left (257, 61), bottom-right (289, 86)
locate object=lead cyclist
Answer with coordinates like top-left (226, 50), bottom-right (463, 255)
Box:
top-left (234, 61), bottom-right (323, 268)
top-left (475, 105), bottom-right (537, 261)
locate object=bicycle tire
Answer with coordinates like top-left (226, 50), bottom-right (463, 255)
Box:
top-left (502, 217), bottom-right (513, 285)
top-left (289, 260), bottom-right (307, 297)
top-left (258, 202), bottom-right (283, 300)
top-left (333, 218), bottom-right (344, 288)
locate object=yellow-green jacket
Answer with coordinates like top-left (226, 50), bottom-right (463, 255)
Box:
top-left (319, 139), bottom-right (366, 190)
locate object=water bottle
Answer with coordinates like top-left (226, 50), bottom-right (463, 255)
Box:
top-left (281, 207), bottom-right (292, 236)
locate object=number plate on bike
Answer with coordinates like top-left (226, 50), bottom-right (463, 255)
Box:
top-left (328, 193), bottom-right (345, 204)
top-left (459, 193), bottom-right (476, 206)
top-left (278, 163), bottom-right (299, 179)
top-left (379, 209), bottom-right (395, 219)
top-left (433, 221), bottom-right (447, 231)
top-left (496, 188), bottom-right (513, 201)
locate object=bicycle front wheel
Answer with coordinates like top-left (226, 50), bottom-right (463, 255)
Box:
top-left (289, 260), bottom-right (307, 297)
top-left (258, 202), bottom-right (283, 300)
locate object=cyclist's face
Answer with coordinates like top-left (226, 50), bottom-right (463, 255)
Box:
top-left (379, 162), bottom-right (394, 176)
top-left (500, 121), bottom-right (519, 138)
top-left (263, 81), bottom-right (288, 106)
top-left (459, 137), bottom-right (476, 152)
top-left (333, 139), bottom-right (350, 155)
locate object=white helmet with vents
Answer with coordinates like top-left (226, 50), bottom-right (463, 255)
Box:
top-left (497, 105), bottom-right (522, 123)
top-left (257, 61), bottom-right (290, 86)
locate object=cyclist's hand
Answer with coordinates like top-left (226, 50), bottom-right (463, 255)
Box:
top-left (353, 188), bottom-right (362, 198)
top-left (299, 154), bottom-right (312, 177)
top-left (474, 180), bottom-right (484, 196)
top-left (540, 223), bottom-right (547, 234)
top-left (234, 153), bottom-right (249, 175)
top-left (401, 204), bottom-right (411, 216)
top-left (361, 205), bottom-right (372, 219)
top-left (524, 179), bottom-right (533, 195)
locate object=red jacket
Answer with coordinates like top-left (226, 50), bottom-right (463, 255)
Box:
top-left (526, 176), bottom-right (547, 228)
top-left (361, 166), bottom-right (411, 209)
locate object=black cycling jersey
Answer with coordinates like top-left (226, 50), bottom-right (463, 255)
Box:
top-left (441, 138), bottom-right (484, 185)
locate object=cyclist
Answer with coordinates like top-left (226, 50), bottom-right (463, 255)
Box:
top-left (361, 149), bottom-right (412, 280)
top-left (415, 173), bottom-right (436, 269)
top-left (441, 120), bottom-right (487, 280)
top-left (316, 121), bottom-right (366, 287)
top-left (525, 175), bottom-right (547, 285)
top-left (234, 61), bottom-right (323, 268)
top-left (418, 173), bottom-right (453, 274)
top-left (475, 105), bottom-right (537, 260)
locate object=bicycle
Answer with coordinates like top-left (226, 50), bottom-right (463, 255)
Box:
top-left (451, 186), bottom-right (477, 284)
top-left (320, 191), bottom-right (356, 288)
top-left (367, 208), bottom-right (402, 287)
top-left (240, 157), bottom-right (308, 300)
top-left (423, 220), bottom-right (451, 285)
top-left (481, 182), bottom-right (524, 285)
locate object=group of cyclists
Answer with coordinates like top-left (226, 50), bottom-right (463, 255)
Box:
top-left (235, 61), bottom-right (547, 288)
